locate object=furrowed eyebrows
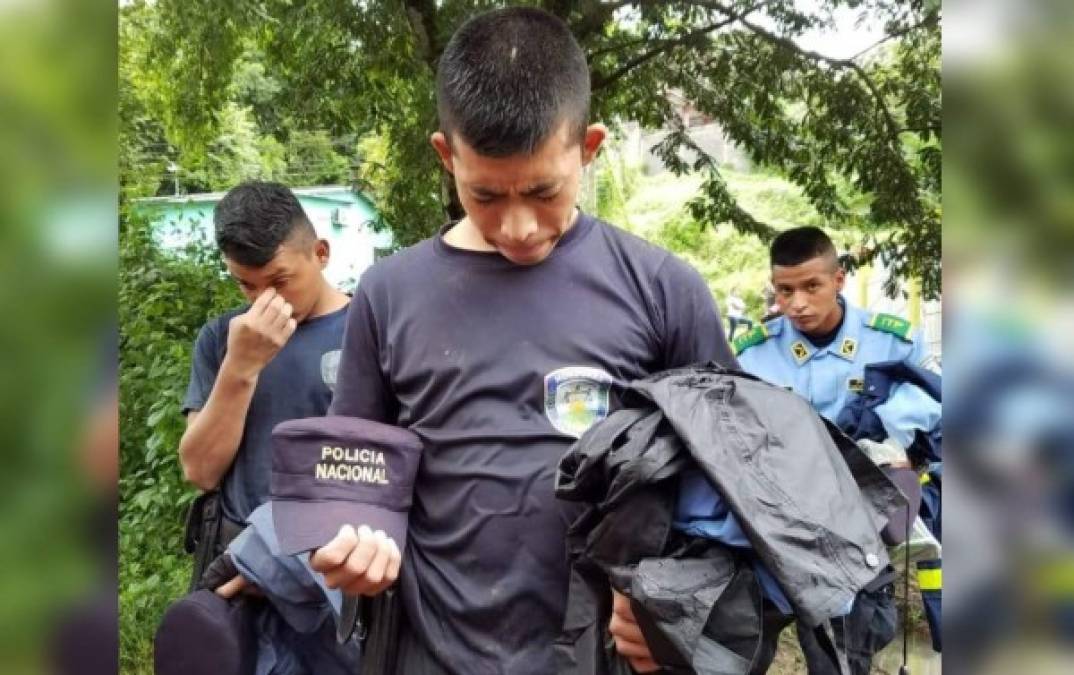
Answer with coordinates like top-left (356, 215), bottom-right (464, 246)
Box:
top-left (468, 180), bottom-right (561, 198)
top-left (520, 181), bottom-right (561, 196)
top-left (469, 185), bottom-right (505, 198)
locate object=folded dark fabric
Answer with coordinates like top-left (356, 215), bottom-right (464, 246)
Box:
top-left (554, 365), bottom-right (902, 674)
top-left (626, 365), bottom-right (900, 625)
top-left (154, 590), bottom-right (256, 675)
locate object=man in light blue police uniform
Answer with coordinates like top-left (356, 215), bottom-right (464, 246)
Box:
top-left (733, 226), bottom-right (934, 675)
top-left (734, 228), bottom-right (935, 440)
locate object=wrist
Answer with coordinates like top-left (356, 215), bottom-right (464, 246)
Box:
top-left (220, 353), bottom-right (261, 386)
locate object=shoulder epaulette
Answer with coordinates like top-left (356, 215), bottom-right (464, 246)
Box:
top-left (733, 324), bottom-right (770, 355)
top-left (867, 313), bottom-right (912, 342)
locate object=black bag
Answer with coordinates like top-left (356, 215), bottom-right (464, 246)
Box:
top-left (184, 490), bottom-right (245, 591)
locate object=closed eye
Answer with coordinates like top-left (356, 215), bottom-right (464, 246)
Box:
top-left (470, 187), bottom-right (503, 204)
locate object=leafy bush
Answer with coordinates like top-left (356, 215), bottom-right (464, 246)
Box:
top-left (119, 210), bottom-right (241, 672)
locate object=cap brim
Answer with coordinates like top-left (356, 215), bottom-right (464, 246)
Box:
top-left (271, 499), bottom-right (408, 556)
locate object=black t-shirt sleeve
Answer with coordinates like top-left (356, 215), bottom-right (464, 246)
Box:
top-left (329, 287), bottom-right (398, 423)
top-left (182, 320), bottom-right (222, 415)
top-left (653, 254), bottom-right (739, 369)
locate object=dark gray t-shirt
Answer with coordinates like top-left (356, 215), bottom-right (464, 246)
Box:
top-left (183, 305), bottom-right (347, 522)
top-left (330, 214), bottom-right (736, 675)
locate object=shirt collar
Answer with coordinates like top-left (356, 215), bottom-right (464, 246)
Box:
top-left (785, 297), bottom-right (861, 365)
top-left (828, 297), bottom-right (862, 362)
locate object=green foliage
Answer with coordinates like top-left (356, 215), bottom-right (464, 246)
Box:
top-left (130, 1), bottom-right (940, 295)
top-left (284, 129), bottom-right (354, 186)
top-left (595, 158), bottom-right (628, 227)
top-left (177, 102), bottom-right (287, 192)
top-left (120, 1), bottom-right (363, 199)
top-left (118, 209), bottom-right (242, 672)
top-left (626, 171), bottom-right (771, 317)
top-left (595, 143), bottom-right (642, 227)
top-left (620, 167), bottom-right (859, 317)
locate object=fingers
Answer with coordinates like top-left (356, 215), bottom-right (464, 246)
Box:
top-left (384, 538), bottom-right (402, 584)
top-left (251, 294), bottom-right (294, 343)
top-left (324, 525), bottom-right (380, 589)
top-left (362, 532), bottom-right (393, 586)
top-left (310, 525), bottom-right (401, 597)
top-left (261, 294), bottom-right (288, 325)
top-left (214, 574), bottom-right (248, 599)
top-left (249, 291), bottom-right (291, 326)
top-left (266, 297), bottom-right (295, 339)
top-left (271, 301), bottom-right (293, 331)
top-left (343, 534), bottom-right (401, 597)
top-left (628, 656), bottom-right (660, 673)
top-left (611, 633), bottom-right (651, 659)
top-left (609, 611), bottom-right (646, 644)
top-left (250, 287), bottom-right (277, 314)
top-left (310, 524), bottom-right (359, 573)
top-left (611, 589), bottom-right (634, 620)
top-left (609, 589), bottom-right (658, 671)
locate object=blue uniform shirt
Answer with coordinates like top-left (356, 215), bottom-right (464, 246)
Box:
top-left (674, 298), bottom-right (935, 618)
top-left (734, 298), bottom-right (930, 426)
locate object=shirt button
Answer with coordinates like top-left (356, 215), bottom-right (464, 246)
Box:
top-left (866, 553), bottom-right (880, 568)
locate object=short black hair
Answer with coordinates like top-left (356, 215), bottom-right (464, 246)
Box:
top-left (436, 6), bottom-right (590, 157)
top-left (213, 181), bottom-right (316, 267)
top-left (770, 226), bottom-right (839, 268)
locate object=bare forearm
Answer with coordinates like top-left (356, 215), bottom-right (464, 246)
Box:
top-left (179, 356), bottom-right (257, 490)
top-left (181, 290), bottom-right (297, 490)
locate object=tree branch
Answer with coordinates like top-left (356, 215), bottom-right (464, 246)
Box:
top-left (402, 0), bottom-right (441, 71)
top-left (588, 35), bottom-right (654, 59)
top-left (591, 2), bottom-right (766, 91)
top-left (737, 17), bottom-right (903, 147)
top-left (846, 11), bottom-right (940, 62)
top-left (591, 24), bottom-right (726, 90)
top-left (898, 124), bottom-right (942, 137)
top-left (569, 0), bottom-right (665, 42)
top-left (655, 120), bottom-right (780, 240)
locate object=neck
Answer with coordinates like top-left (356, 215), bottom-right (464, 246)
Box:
top-left (444, 217), bottom-right (495, 251)
top-left (807, 300), bottom-right (844, 337)
top-left (307, 281), bottom-right (349, 319)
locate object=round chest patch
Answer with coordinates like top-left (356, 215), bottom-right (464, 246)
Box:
top-left (543, 366), bottom-right (614, 438)
top-left (321, 349), bottom-right (342, 391)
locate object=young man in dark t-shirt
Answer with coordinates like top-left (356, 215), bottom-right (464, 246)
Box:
top-left (308, 8), bottom-right (737, 674)
top-left (180, 181), bottom-right (350, 542)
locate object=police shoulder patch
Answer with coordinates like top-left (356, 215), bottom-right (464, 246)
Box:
top-left (732, 324), bottom-right (770, 355)
top-left (867, 313), bottom-right (912, 342)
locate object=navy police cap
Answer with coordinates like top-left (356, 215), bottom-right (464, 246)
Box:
top-left (270, 416), bottom-right (422, 556)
